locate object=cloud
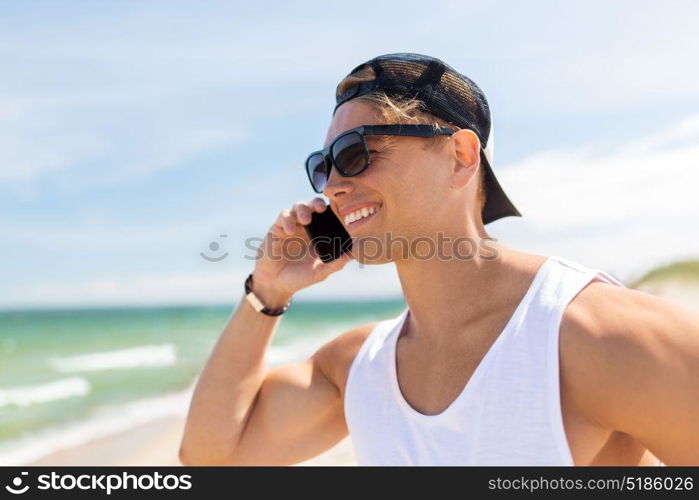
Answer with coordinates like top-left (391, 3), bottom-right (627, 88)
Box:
top-left (0, 102), bottom-right (109, 183)
top-left (0, 88), bottom-right (249, 188)
top-left (0, 261), bottom-right (403, 309)
top-left (4, 111), bottom-right (699, 308)
top-left (3, 1), bottom-right (699, 308)
top-left (494, 113), bottom-right (699, 280)
top-left (3, 1), bottom-right (699, 189)
top-left (501, 113), bottom-right (699, 229)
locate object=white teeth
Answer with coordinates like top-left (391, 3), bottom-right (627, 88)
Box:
top-left (344, 205), bottom-right (381, 225)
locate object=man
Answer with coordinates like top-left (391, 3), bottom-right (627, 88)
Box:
top-left (179, 53), bottom-right (699, 466)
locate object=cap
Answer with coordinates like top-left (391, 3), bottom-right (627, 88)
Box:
top-left (333, 52), bottom-right (521, 225)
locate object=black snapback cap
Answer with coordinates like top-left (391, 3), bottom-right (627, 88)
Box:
top-left (333, 52), bottom-right (521, 225)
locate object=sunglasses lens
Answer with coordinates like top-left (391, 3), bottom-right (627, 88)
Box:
top-left (331, 132), bottom-right (368, 176)
top-left (306, 153), bottom-right (328, 192)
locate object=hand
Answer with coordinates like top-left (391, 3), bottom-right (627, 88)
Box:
top-left (250, 198), bottom-right (354, 306)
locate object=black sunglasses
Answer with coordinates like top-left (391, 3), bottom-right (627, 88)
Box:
top-left (304, 124), bottom-right (455, 193)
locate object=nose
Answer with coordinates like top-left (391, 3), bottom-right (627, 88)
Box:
top-left (323, 163), bottom-right (355, 199)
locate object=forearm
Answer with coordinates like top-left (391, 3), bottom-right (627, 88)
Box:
top-left (179, 283), bottom-right (292, 464)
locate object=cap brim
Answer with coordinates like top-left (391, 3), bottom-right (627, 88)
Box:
top-left (480, 151), bottom-right (522, 225)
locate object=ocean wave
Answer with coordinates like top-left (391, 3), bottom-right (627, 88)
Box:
top-left (267, 331), bottom-right (343, 366)
top-left (0, 377), bottom-right (90, 408)
top-left (49, 344), bottom-right (177, 373)
top-left (0, 325), bottom-right (356, 465)
top-left (0, 387), bottom-right (193, 465)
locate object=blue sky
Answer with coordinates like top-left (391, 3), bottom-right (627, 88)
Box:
top-left (2, 1), bottom-right (699, 308)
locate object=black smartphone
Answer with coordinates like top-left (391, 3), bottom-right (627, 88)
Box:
top-left (304, 207), bottom-right (353, 263)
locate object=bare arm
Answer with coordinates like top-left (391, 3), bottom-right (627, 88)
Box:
top-left (179, 297), bottom-right (373, 465)
top-left (561, 281), bottom-right (699, 465)
top-left (222, 321), bottom-right (375, 465)
top-left (179, 197), bottom-right (354, 465)
top-left (178, 289), bottom-right (288, 465)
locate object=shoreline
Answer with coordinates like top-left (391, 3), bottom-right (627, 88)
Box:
top-left (14, 282), bottom-right (696, 467)
top-left (28, 416), bottom-right (184, 466)
top-left (26, 414), bottom-right (356, 466)
top-left (7, 349), bottom-right (358, 466)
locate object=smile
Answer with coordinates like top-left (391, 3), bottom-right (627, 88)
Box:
top-left (344, 204), bottom-right (382, 229)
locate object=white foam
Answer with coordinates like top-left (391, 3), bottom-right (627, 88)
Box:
top-left (0, 387), bottom-right (194, 465)
top-left (0, 377), bottom-right (90, 408)
top-left (0, 325), bottom-right (361, 465)
top-left (267, 339), bottom-right (322, 366)
top-left (266, 326), bottom-right (354, 366)
top-left (49, 344), bottom-right (177, 373)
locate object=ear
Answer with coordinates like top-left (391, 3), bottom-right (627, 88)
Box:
top-left (449, 129), bottom-right (481, 189)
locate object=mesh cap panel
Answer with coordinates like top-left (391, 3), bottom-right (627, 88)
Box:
top-left (333, 52), bottom-right (521, 225)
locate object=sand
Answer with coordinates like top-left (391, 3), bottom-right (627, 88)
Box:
top-left (22, 282), bottom-right (697, 467)
top-left (26, 414), bottom-right (356, 466)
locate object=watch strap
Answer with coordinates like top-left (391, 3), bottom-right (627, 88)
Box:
top-left (244, 274), bottom-right (290, 316)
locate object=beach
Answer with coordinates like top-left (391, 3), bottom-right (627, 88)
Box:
top-left (22, 377), bottom-right (358, 466)
top-left (0, 302), bottom-right (402, 467)
top-left (26, 408), bottom-right (357, 467)
top-left (5, 277), bottom-right (697, 467)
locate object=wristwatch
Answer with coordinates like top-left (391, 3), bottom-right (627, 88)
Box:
top-left (244, 273), bottom-right (291, 316)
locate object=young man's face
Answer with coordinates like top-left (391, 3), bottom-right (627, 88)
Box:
top-left (322, 100), bottom-right (480, 264)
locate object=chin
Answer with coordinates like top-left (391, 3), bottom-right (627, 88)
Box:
top-left (350, 235), bottom-right (395, 266)
top-left (354, 254), bottom-right (394, 266)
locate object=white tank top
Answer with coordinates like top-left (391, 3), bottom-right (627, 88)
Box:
top-left (344, 255), bottom-right (660, 466)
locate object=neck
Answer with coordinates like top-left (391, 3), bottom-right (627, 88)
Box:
top-left (393, 236), bottom-right (544, 341)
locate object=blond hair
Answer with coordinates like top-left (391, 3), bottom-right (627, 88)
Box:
top-left (336, 66), bottom-right (487, 214)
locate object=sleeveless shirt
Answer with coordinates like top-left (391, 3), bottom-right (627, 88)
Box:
top-left (343, 255), bottom-right (663, 465)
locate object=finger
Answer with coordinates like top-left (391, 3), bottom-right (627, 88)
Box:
top-left (292, 201), bottom-right (314, 225)
top-left (275, 209), bottom-right (298, 236)
top-left (262, 224), bottom-right (286, 254)
top-left (337, 250), bottom-right (354, 265)
top-left (307, 238), bottom-right (320, 260)
top-left (267, 223), bottom-right (285, 240)
top-left (315, 250), bottom-right (354, 273)
top-left (310, 197), bottom-right (327, 212)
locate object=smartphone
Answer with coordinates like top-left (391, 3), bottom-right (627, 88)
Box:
top-left (304, 207), bottom-right (353, 263)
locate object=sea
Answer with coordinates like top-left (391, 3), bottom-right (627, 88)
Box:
top-left (0, 299), bottom-right (406, 464)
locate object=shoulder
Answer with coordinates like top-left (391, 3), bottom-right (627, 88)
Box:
top-left (559, 276), bottom-right (699, 434)
top-left (311, 321), bottom-right (380, 397)
top-left (560, 276), bottom-right (699, 367)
